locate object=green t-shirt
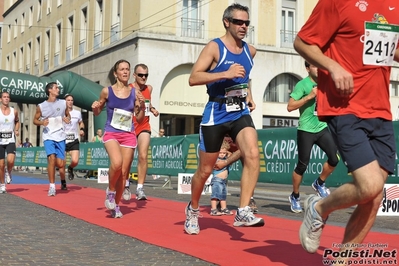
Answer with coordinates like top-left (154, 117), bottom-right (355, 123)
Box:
top-left (290, 76), bottom-right (327, 133)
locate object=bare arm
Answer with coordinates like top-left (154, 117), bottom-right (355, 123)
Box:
top-left (245, 45), bottom-right (257, 111)
top-left (294, 36), bottom-right (353, 96)
top-left (79, 120), bottom-right (85, 137)
top-left (91, 87), bottom-right (108, 116)
top-left (246, 83), bottom-right (256, 112)
top-left (148, 85), bottom-right (159, 117)
top-left (14, 109), bottom-right (20, 137)
top-left (63, 106), bottom-right (71, 124)
top-left (135, 89), bottom-right (145, 124)
top-left (287, 87), bottom-right (317, 112)
top-left (189, 41), bottom-right (246, 86)
top-left (33, 105), bottom-right (48, 126)
top-left (249, 44), bottom-right (257, 58)
top-left (395, 48), bottom-right (399, 62)
top-left (214, 150), bottom-right (242, 170)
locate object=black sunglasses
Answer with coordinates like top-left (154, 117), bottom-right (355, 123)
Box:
top-left (229, 18), bottom-right (250, 27)
top-left (137, 73), bottom-right (149, 78)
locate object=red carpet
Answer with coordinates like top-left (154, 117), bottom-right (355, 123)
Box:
top-left (8, 184), bottom-right (398, 266)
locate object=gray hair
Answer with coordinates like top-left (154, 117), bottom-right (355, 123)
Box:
top-left (222, 3), bottom-right (250, 29)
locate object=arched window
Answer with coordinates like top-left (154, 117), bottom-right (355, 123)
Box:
top-left (264, 73), bottom-right (299, 103)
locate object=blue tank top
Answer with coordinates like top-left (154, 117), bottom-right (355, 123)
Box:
top-left (201, 38), bottom-right (252, 126)
top-left (104, 86), bottom-right (136, 133)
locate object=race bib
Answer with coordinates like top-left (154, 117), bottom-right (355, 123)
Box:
top-left (363, 22), bottom-right (399, 66)
top-left (0, 131), bottom-right (12, 139)
top-left (225, 83), bottom-right (248, 98)
top-left (224, 84), bottom-right (248, 112)
top-left (66, 133), bottom-right (75, 141)
top-left (47, 116), bottom-right (63, 134)
top-left (110, 108), bottom-right (133, 132)
top-left (144, 100), bottom-right (150, 117)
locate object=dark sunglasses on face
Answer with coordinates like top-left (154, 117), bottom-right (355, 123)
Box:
top-left (137, 73), bottom-right (149, 78)
top-left (229, 18), bottom-right (250, 27)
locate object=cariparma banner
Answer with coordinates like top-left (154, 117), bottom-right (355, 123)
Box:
top-left (15, 124), bottom-right (399, 187)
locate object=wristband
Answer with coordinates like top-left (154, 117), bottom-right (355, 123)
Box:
top-left (80, 128), bottom-right (84, 131)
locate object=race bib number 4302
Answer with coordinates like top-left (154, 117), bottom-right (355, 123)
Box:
top-left (363, 22), bottom-right (399, 66)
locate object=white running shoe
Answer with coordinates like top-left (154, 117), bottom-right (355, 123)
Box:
top-left (47, 187), bottom-right (56, 197)
top-left (299, 195), bottom-right (325, 253)
top-left (122, 187), bottom-right (131, 201)
top-left (5, 169), bottom-right (11, 184)
top-left (184, 202), bottom-right (200, 235)
top-left (233, 206), bottom-right (265, 227)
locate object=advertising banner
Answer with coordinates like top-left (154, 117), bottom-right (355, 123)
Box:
top-left (14, 122), bottom-right (399, 187)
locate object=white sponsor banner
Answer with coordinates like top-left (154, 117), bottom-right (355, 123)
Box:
top-left (97, 168), bottom-right (109, 184)
top-left (377, 184), bottom-right (399, 216)
top-left (177, 173), bottom-right (212, 195)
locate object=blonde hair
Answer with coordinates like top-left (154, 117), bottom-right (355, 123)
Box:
top-left (220, 140), bottom-right (230, 151)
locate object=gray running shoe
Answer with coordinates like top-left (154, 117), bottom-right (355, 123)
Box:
top-left (136, 187), bottom-right (147, 200)
top-left (122, 187), bottom-right (131, 201)
top-left (111, 205), bottom-right (123, 218)
top-left (184, 202), bottom-right (200, 235)
top-left (299, 195), bottom-right (325, 253)
top-left (233, 206), bottom-right (265, 227)
top-left (0, 186), bottom-right (7, 194)
top-left (105, 190), bottom-right (116, 210)
top-left (47, 187), bottom-right (56, 197)
top-left (5, 170), bottom-right (11, 184)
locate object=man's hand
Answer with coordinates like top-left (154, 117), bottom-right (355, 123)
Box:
top-left (330, 64), bottom-right (354, 96)
top-left (247, 99), bottom-right (256, 112)
top-left (308, 87), bottom-right (317, 99)
top-left (42, 118), bottom-right (49, 127)
top-left (214, 159), bottom-right (228, 170)
top-left (226, 63), bottom-right (246, 79)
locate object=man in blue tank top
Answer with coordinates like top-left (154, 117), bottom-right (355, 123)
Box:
top-left (184, 3), bottom-right (264, 235)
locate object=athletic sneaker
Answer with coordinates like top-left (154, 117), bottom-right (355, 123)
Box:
top-left (47, 187), bottom-right (56, 197)
top-left (0, 186), bottom-right (7, 194)
top-left (312, 179), bottom-right (331, 198)
top-left (105, 190), bottom-right (116, 210)
top-left (289, 195), bottom-right (303, 213)
top-left (233, 206), bottom-right (265, 227)
top-left (136, 187), bottom-right (147, 200)
top-left (67, 167), bottom-right (75, 180)
top-left (122, 187), bottom-right (131, 201)
top-left (184, 202), bottom-right (200, 235)
top-left (61, 182), bottom-right (67, 190)
top-left (249, 198), bottom-right (258, 213)
top-left (111, 205), bottom-right (123, 218)
top-left (299, 195), bottom-right (325, 253)
top-left (5, 170), bottom-right (11, 184)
